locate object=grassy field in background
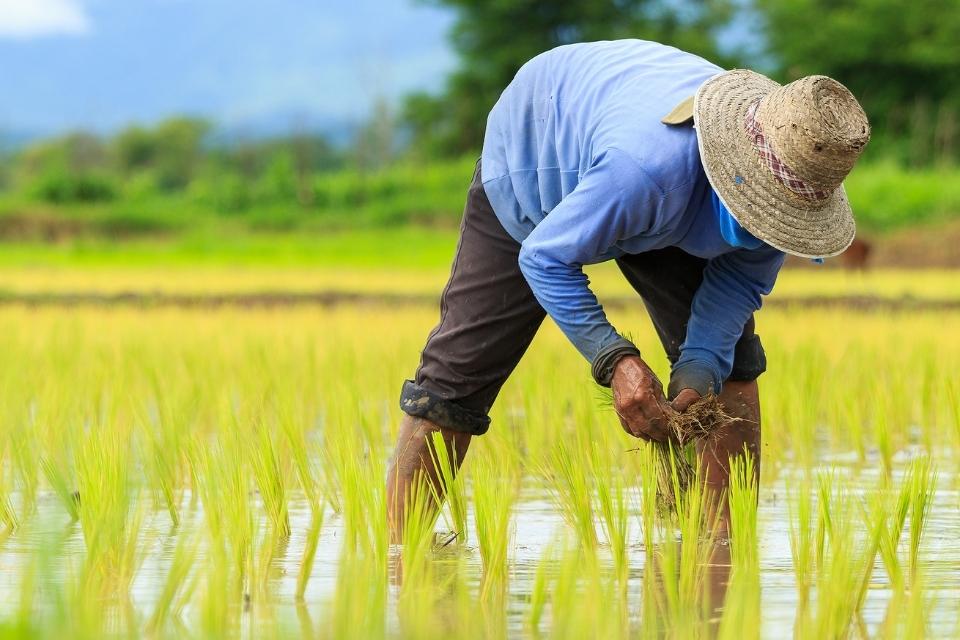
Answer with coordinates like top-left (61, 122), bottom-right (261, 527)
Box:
top-left (2, 158), bottom-right (960, 245)
top-left (0, 263), bottom-right (958, 302)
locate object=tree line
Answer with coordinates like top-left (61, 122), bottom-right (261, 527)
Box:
top-left (405, 0), bottom-right (960, 164)
top-left (0, 0), bottom-right (957, 210)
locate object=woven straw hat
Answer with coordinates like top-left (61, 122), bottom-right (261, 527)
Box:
top-left (691, 70), bottom-right (871, 258)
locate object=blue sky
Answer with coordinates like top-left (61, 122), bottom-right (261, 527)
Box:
top-left (0, 0), bottom-right (456, 137)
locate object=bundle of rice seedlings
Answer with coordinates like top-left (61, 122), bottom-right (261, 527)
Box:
top-left (653, 394), bottom-right (738, 511)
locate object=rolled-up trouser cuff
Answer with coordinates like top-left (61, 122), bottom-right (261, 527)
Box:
top-left (729, 334), bottom-right (767, 382)
top-left (591, 337), bottom-right (641, 387)
top-left (399, 380), bottom-right (491, 436)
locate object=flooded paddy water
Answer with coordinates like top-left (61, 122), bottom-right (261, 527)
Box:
top-left (0, 461), bottom-right (957, 638)
top-left (0, 299), bottom-right (957, 638)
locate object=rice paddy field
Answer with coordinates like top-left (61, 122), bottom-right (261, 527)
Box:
top-left (0, 265), bottom-right (958, 639)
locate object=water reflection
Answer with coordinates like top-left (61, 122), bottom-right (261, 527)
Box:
top-left (0, 467), bottom-right (957, 637)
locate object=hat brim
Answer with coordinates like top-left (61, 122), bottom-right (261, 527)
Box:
top-left (693, 70), bottom-right (855, 258)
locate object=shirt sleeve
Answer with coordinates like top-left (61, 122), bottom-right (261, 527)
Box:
top-left (672, 246), bottom-right (786, 395)
top-left (517, 148), bottom-right (665, 369)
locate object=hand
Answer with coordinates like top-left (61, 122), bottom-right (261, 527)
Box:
top-left (610, 355), bottom-right (675, 441)
top-left (671, 388), bottom-right (702, 413)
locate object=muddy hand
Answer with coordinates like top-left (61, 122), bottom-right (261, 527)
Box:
top-left (610, 355), bottom-right (675, 442)
top-left (670, 388), bottom-right (702, 413)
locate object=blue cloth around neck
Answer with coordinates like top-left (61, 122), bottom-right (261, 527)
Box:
top-left (711, 189), bottom-right (765, 250)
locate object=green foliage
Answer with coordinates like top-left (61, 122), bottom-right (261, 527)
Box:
top-left (32, 170), bottom-right (117, 204)
top-left (755, 0), bottom-right (960, 164)
top-left (757, 0), bottom-right (960, 109)
top-left (406, 0), bottom-right (736, 156)
top-left (844, 159), bottom-right (960, 230)
top-left (120, 118), bottom-right (210, 191)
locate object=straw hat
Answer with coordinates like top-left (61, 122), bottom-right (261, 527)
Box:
top-left (689, 70), bottom-right (871, 258)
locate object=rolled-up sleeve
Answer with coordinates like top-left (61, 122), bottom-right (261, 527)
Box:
top-left (672, 246), bottom-right (785, 395)
top-left (517, 148), bottom-right (664, 375)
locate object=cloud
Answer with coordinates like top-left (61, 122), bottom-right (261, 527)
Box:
top-left (0, 0), bottom-right (91, 39)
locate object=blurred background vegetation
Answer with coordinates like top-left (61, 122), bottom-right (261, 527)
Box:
top-left (1, 0), bottom-right (959, 261)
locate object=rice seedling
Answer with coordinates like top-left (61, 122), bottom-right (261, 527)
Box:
top-left (905, 455), bottom-right (937, 581)
top-left (471, 450), bottom-right (518, 597)
top-left (249, 422), bottom-right (291, 538)
top-left (296, 510), bottom-right (324, 602)
top-left (653, 395), bottom-right (737, 506)
top-left (324, 544), bottom-right (387, 640)
top-left (710, 485), bottom-right (755, 638)
top-left (539, 539), bottom-right (626, 640)
top-left (796, 472), bottom-right (885, 639)
top-left (279, 406), bottom-right (322, 515)
top-left (145, 528), bottom-right (200, 634)
top-left (526, 541), bottom-right (556, 635)
top-left (540, 434), bottom-right (597, 549)
top-left (634, 440), bottom-right (661, 559)
top-left (589, 440), bottom-right (630, 583)
top-left (648, 460), bottom-right (722, 637)
top-left (725, 450), bottom-right (759, 569)
top-left (428, 430), bottom-right (468, 541)
top-left (786, 473), bottom-right (817, 609)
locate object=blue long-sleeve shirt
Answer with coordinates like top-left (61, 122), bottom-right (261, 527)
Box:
top-left (480, 40), bottom-right (786, 392)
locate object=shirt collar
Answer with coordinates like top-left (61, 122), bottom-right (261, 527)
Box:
top-left (710, 189), bottom-right (766, 250)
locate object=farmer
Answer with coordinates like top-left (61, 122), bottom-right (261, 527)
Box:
top-left (387, 39), bottom-right (869, 538)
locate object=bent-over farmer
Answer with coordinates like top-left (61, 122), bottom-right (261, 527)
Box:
top-left (387, 39), bottom-right (870, 538)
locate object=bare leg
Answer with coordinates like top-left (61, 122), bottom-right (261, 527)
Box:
top-left (696, 380), bottom-right (761, 533)
top-left (386, 414), bottom-right (472, 544)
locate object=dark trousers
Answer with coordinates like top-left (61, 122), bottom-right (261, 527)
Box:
top-left (400, 162), bottom-right (765, 435)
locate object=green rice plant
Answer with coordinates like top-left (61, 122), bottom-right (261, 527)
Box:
top-left (394, 476), bottom-right (446, 640)
top-left (137, 404), bottom-right (184, 527)
top-left (589, 440), bottom-right (630, 583)
top-left (726, 450), bottom-right (758, 571)
top-left (798, 473), bottom-right (885, 639)
top-left (718, 453), bottom-right (760, 640)
top-left (249, 422), bottom-right (291, 538)
top-left (715, 483), bottom-right (759, 640)
top-left (279, 405), bottom-right (322, 514)
top-left (905, 455), bottom-right (937, 581)
top-left (198, 536), bottom-right (235, 639)
top-left (786, 473), bottom-right (816, 619)
top-left (651, 462), bottom-right (721, 637)
top-left (399, 474), bottom-right (441, 585)
top-left (324, 410), bottom-right (385, 559)
top-left (145, 529), bottom-right (200, 635)
top-left (526, 541), bottom-right (556, 635)
top-left (471, 449), bottom-right (518, 597)
top-left (428, 430), bottom-right (468, 541)
top-left (716, 559), bottom-right (760, 640)
top-left (880, 564), bottom-right (934, 639)
top-left (324, 544), bottom-right (387, 640)
top-left (877, 464), bottom-right (914, 589)
top-left (917, 353), bottom-right (939, 452)
top-left (0, 445), bottom-right (20, 541)
top-left (540, 435), bottom-right (596, 549)
top-left (835, 391), bottom-right (867, 464)
top-left (634, 441), bottom-right (660, 562)
top-left (296, 510), bottom-right (324, 601)
top-left (8, 416), bottom-right (40, 523)
top-left (945, 378), bottom-right (960, 457)
top-left (543, 540), bottom-right (625, 640)
top-left (39, 446), bottom-right (79, 522)
top-left (74, 420), bottom-right (144, 591)
top-left (188, 430), bottom-right (254, 603)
